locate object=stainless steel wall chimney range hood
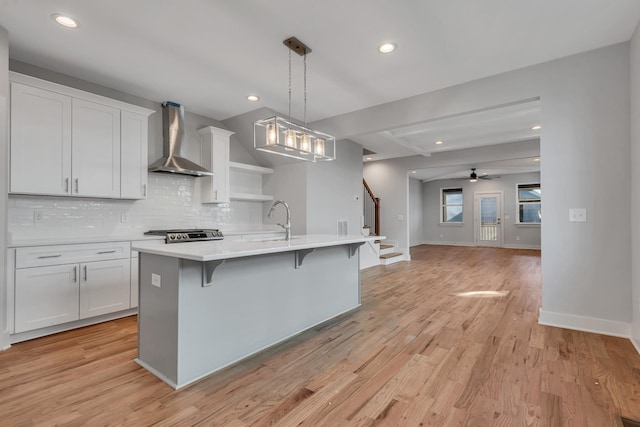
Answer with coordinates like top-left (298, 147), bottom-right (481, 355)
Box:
top-left (148, 101), bottom-right (213, 177)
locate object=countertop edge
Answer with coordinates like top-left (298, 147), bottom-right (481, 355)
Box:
top-left (132, 235), bottom-right (381, 262)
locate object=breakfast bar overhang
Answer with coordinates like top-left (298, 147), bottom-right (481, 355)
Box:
top-left (132, 235), bottom-right (374, 389)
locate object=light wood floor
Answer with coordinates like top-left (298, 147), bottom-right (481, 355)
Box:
top-left (1, 245), bottom-right (639, 426)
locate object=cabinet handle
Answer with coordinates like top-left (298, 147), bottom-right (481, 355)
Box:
top-left (143, 184), bottom-right (147, 197)
top-left (73, 266), bottom-right (77, 283)
top-left (83, 265), bottom-right (87, 281)
top-left (38, 254), bottom-right (62, 259)
top-left (214, 190), bottom-right (218, 200)
top-left (64, 178), bottom-right (69, 193)
top-left (74, 178), bottom-right (79, 193)
top-left (97, 250), bottom-right (116, 255)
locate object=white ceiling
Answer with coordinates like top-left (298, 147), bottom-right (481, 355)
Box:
top-left (1, 1), bottom-right (639, 162)
top-left (410, 156), bottom-right (541, 182)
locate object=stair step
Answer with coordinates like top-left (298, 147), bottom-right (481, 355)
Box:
top-left (380, 252), bottom-right (403, 259)
top-left (380, 244), bottom-right (393, 250)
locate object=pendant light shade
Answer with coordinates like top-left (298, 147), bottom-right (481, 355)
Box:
top-left (254, 116), bottom-right (336, 161)
top-left (253, 36), bottom-right (336, 162)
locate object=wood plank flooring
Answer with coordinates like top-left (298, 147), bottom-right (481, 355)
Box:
top-left (1, 245), bottom-right (639, 426)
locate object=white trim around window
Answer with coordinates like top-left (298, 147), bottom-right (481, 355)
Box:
top-left (440, 187), bottom-right (463, 224)
top-left (516, 182), bottom-right (541, 225)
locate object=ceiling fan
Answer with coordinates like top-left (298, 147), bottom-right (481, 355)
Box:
top-left (454, 168), bottom-right (500, 182)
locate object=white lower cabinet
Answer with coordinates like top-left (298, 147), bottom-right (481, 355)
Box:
top-left (15, 264), bottom-right (80, 333)
top-left (79, 259), bottom-right (131, 319)
top-left (12, 241), bottom-right (134, 335)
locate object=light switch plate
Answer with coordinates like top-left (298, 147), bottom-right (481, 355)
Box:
top-left (151, 273), bottom-right (161, 288)
top-left (569, 208), bottom-right (587, 222)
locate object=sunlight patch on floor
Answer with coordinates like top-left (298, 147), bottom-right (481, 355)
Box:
top-left (452, 290), bottom-right (509, 298)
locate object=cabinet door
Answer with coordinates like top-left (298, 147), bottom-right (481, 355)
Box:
top-left (199, 126), bottom-right (232, 203)
top-left (15, 264), bottom-right (79, 333)
top-left (120, 111), bottom-right (148, 199)
top-left (80, 259), bottom-right (131, 319)
top-left (72, 99), bottom-right (121, 198)
top-left (130, 257), bottom-right (139, 308)
top-left (10, 83), bottom-right (72, 195)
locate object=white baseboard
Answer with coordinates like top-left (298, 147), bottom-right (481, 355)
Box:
top-left (423, 241), bottom-right (540, 250)
top-left (538, 309), bottom-right (631, 339)
top-left (503, 243), bottom-right (541, 250)
top-left (632, 336), bottom-right (640, 356)
top-left (423, 240), bottom-right (475, 247)
top-left (0, 330), bottom-right (10, 351)
top-left (410, 241), bottom-right (425, 247)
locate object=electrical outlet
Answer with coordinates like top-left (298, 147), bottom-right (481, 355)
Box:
top-left (440, 234), bottom-right (444, 238)
top-left (397, 214), bottom-right (404, 221)
top-left (516, 236), bottom-right (520, 241)
top-left (569, 208), bottom-right (587, 222)
top-left (151, 273), bottom-right (161, 288)
top-left (33, 211), bottom-right (44, 222)
top-left (121, 211), bottom-right (129, 223)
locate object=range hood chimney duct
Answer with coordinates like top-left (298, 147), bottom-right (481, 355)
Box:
top-left (148, 101), bottom-right (213, 177)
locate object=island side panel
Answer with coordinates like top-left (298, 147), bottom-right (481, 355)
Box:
top-left (176, 245), bottom-right (360, 387)
top-left (137, 253), bottom-right (181, 386)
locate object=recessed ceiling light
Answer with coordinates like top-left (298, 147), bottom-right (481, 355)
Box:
top-left (533, 157), bottom-right (540, 162)
top-left (531, 125), bottom-right (541, 130)
top-left (435, 140), bottom-right (444, 145)
top-left (411, 170), bottom-right (416, 174)
top-left (482, 172), bottom-right (488, 175)
top-left (247, 95), bottom-right (259, 102)
top-left (52, 14), bottom-right (79, 28)
top-left (366, 157), bottom-right (373, 161)
top-left (378, 43), bottom-right (397, 54)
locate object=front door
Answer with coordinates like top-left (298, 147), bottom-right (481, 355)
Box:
top-left (474, 192), bottom-right (503, 247)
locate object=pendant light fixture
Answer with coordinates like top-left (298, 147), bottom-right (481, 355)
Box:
top-left (254, 37), bottom-right (336, 162)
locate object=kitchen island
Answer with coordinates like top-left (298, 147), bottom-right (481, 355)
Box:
top-left (131, 235), bottom-right (376, 389)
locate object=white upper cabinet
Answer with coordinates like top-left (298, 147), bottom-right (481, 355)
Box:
top-left (72, 99), bottom-right (121, 198)
top-left (121, 111), bottom-right (149, 199)
top-left (9, 73), bottom-right (154, 199)
top-left (199, 126), bottom-right (234, 204)
top-left (10, 83), bottom-right (72, 196)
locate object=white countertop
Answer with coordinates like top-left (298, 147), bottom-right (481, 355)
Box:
top-left (8, 234), bottom-right (166, 248)
top-left (132, 235), bottom-right (380, 262)
top-left (7, 229), bottom-right (285, 248)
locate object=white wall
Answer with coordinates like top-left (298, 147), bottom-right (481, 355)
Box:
top-left (0, 26), bottom-right (9, 350)
top-left (263, 162), bottom-right (308, 235)
top-left (320, 43), bottom-right (632, 333)
top-left (631, 23), bottom-right (640, 350)
top-left (422, 172), bottom-right (541, 249)
top-left (408, 177), bottom-right (424, 246)
top-left (306, 140), bottom-right (363, 235)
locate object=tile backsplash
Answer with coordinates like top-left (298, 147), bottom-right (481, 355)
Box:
top-left (8, 173), bottom-right (267, 240)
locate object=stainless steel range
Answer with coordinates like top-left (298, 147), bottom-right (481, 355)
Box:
top-left (144, 229), bottom-right (224, 243)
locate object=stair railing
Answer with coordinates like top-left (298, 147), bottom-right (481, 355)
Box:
top-left (363, 179), bottom-right (380, 236)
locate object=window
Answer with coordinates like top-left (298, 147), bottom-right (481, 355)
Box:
top-left (517, 183), bottom-right (541, 223)
top-left (442, 188), bottom-right (463, 223)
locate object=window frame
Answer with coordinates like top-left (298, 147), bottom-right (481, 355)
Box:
top-left (516, 182), bottom-right (541, 225)
top-left (440, 187), bottom-right (464, 224)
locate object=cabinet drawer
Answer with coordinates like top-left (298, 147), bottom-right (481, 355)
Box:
top-left (16, 242), bottom-right (131, 268)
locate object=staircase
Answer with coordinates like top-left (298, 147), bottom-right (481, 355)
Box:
top-left (378, 241), bottom-right (404, 265)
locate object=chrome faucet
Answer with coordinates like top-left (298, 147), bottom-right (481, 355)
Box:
top-left (267, 200), bottom-right (291, 241)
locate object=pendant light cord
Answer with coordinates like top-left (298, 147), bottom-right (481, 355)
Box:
top-left (288, 49), bottom-right (292, 123)
top-left (303, 52), bottom-right (307, 127)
